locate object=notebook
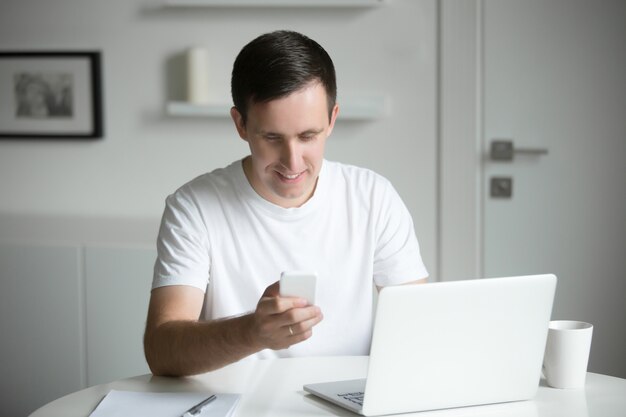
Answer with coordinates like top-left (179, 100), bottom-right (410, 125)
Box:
top-left (88, 390), bottom-right (240, 417)
top-left (304, 274), bottom-right (557, 416)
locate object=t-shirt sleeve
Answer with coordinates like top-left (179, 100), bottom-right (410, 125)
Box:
top-left (152, 190), bottom-right (210, 292)
top-left (373, 180), bottom-right (429, 287)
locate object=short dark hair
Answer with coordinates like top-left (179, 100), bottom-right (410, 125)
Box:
top-left (231, 30), bottom-right (337, 124)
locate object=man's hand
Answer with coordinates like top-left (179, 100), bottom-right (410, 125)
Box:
top-left (250, 281), bottom-right (323, 350)
top-left (144, 281), bottom-right (324, 377)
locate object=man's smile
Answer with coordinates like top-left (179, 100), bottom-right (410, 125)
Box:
top-left (275, 170), bottom-right (306, 182)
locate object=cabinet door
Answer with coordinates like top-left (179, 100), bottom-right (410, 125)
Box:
top-left (0, 243), bottom-right (83, 417)
top-left (85, 246), bottom-right (155, 386)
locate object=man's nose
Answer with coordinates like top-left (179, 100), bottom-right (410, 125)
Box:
top-left (280, 140), bottom-right (301, 170)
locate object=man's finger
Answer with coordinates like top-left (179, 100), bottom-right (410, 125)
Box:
top-left (285, 310), bottom-right (324, 335)
top-left (262, 281), bottom-right (280, 297)
top-left (257, 294), bottom-right (309, 315)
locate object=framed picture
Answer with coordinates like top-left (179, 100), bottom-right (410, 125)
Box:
top-left (0, 51), bottom-right (103, 139)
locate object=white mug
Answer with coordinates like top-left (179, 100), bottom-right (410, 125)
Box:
top-left (543, 320), bottom-right (593, 389)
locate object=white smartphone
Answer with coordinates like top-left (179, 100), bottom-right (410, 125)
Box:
top-left (280, 271), bottom-right (317, 305)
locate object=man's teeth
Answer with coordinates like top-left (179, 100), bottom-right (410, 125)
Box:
top-left (281, 172), bottom-right (300, 179)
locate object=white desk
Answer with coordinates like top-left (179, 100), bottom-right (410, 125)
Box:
top-left (30, 356), bottom-right (626, 417)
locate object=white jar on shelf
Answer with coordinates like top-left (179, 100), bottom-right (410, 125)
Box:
top-left (186, 46), bottom-right (210, 104)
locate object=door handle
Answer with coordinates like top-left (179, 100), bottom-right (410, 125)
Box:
top-left (490, 139), bottom-right (548, 161)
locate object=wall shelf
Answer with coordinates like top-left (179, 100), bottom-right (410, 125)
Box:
top-left (166, 96), bottom-right (388, 121)
top-left (162, 0), bottom-right (382, 8)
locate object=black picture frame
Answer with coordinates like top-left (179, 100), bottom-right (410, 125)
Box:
top-left (0, 51), bottom-right (103, 139)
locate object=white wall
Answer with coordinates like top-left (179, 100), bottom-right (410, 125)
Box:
top-left (0, 1), bottom-right (438, 415)
top-left (0, 0), bottom-right (437, 263)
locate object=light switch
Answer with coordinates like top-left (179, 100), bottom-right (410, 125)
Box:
top-left (490, 177), bottom-right (513, 198)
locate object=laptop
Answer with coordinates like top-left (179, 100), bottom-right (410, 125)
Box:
top-left (304, 274), bottom-right (557, 416)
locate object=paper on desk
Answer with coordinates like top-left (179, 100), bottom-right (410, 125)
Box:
top-left (89, 390), bottom-right (241, 417)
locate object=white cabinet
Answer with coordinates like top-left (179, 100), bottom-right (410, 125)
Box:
top-left (0, 241), bottom-right (155, 416)
top-left (85, 246), bottom-right (154, 387)
top-left (0, 244), bottom-right (83, 417)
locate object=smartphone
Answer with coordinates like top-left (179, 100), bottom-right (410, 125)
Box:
top-left (280, 271), bottom-right (317, 305)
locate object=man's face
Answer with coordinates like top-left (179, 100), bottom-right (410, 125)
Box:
top-left (231, 82), bottom-right (338, 208)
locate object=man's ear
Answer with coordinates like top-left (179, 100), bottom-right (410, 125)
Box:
top-left (327, 103), bottom-right (339, 136)
top-left (230, 107), bottom-right (248, 140)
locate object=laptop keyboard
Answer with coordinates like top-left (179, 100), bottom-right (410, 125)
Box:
top-left (338, 391), bottom-right (364, 406)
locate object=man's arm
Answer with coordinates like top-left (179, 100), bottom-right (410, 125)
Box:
top-left (403, 278), bottom-right (428, 285)
top-left (144, 284), bottom-right (323, 377)
top-left (376, 277), bottom-right (427, 292)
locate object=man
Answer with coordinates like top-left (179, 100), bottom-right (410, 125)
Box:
top-left (144, 30), bottom-right (428, 377)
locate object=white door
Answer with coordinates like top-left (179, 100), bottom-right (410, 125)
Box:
top-left (440, 0), bottom-right (626, 378)
top-left (482, 0), bottom-right (626, 377)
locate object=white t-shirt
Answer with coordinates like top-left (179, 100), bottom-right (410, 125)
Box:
top-left (153, 159), bottom-right (428, 358)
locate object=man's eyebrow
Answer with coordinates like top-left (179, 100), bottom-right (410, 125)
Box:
top-left (256, 128), bottom-right (324, 136)
top-left (256, 129), bottom-right (283, 137)
top-left (301, 128), bottom-right (324, 134)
